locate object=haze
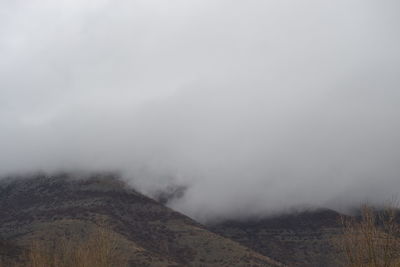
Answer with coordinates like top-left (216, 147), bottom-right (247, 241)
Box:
top-left (1, 0), bottom-right (400, 222)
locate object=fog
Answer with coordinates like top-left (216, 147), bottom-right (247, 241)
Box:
top-left (1, 0), bottom-right (400, 222)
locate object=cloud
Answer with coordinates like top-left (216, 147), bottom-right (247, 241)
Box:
top-left (1, 0), bottom-right (400, 222)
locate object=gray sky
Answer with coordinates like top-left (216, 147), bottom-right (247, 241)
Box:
top-left (1, 0), bottom-right (400, 222)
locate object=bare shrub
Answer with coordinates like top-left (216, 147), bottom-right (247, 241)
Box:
top-left (337, 204), bottom-right (400, 267)
top-left (25, 226), bottom-right (127, 267)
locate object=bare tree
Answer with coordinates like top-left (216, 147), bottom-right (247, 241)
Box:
top-left (337, 203), bottom-right (400, 267)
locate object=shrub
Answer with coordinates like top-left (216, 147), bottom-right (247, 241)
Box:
top-left (25, 226), bottom-right (127, 267)
top-left (337, 204), bottom-right (400, 267)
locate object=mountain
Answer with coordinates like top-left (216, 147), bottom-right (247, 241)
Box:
top-left (209, 209), bottom-right (346, 267)
top-left (0, 173), bottom-right (282, 266)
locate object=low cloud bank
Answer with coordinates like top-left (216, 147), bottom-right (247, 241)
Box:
top-left (1, 0), bottom-right (400, 222)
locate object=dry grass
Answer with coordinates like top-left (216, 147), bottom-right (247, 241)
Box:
top-left (337, 203), bottom-right (400, 267)
top-left (1, 225), bottom-right (128, 267)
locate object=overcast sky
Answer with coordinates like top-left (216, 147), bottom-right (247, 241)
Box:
top-left (1, 0), bottom-right (400, 222)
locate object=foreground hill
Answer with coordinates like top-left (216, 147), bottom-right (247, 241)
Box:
top-left (0, 173), bottom-right (282, 266)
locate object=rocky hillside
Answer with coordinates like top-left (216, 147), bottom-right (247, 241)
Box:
top-left (0, 173), bottom-right (282, 267)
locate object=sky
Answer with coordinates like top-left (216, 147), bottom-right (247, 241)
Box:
top-left (1, 0), bottom-right (400, 222)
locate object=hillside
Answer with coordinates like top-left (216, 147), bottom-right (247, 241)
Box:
top-left (210, 209), bottom-right (346, 266)
top-left (0, 173), bottom-right (282, 266)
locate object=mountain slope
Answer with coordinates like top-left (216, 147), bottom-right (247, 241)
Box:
top-left (0, 173), bottom-right (282, 266)
top-left (209, 209), bottom-right (345, 267)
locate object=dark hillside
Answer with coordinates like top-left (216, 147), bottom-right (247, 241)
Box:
top-left (210, 209), bottom-right (345, 267)
top-left (0, 173), bottom-right (282, 266)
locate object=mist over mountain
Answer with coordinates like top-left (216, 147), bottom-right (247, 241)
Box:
top-left (1, 0), bottom-right (400, 222)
